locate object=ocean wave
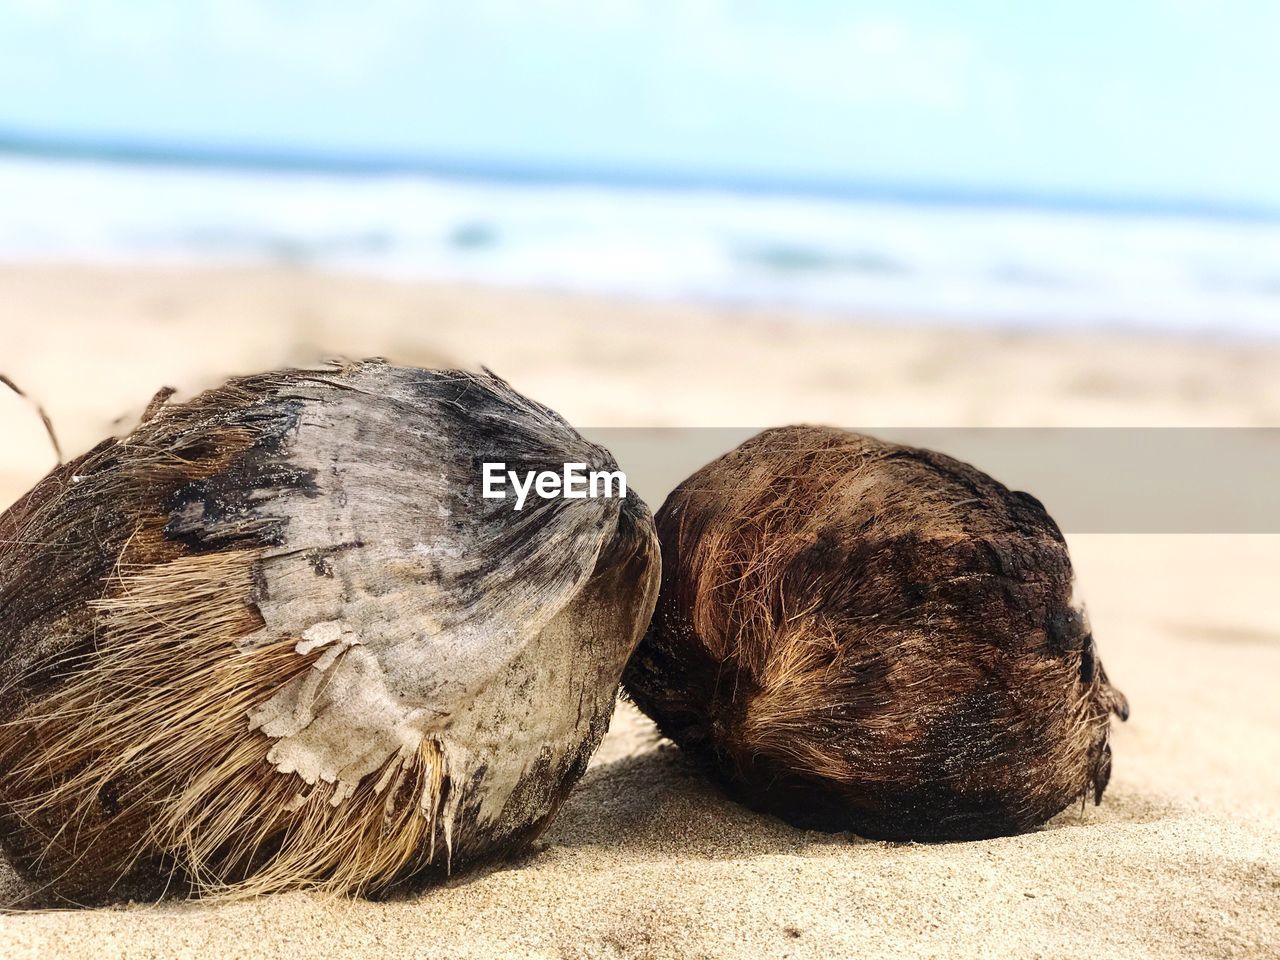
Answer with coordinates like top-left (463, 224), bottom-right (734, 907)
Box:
top-left (1, 155), bottom-right (1278, 336)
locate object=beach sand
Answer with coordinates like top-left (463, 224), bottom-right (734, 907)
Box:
top-left (1, 264), bottom-right (1277, 959)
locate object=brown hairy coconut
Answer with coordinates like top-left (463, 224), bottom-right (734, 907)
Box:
top-left (0, 361), bottom-right (658, 903)
top-left (624, 425), bottom-right (1128, 841)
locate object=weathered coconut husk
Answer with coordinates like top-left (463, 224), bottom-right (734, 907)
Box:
top-left (0, 361), bottom-right (659, 903)
top-left (624, 425), bottom-right (1127, 841)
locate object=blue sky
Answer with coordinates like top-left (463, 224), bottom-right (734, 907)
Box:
top-left (1, 0), bottom-right (1277, 206)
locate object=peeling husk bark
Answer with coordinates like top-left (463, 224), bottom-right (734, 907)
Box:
top-left (0, 362), bottom-right (659, 903)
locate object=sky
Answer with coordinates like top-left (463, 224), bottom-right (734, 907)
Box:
top-left (0, 0), bottom-right (1277, 207)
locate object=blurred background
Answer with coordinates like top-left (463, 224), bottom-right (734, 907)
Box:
top-left (1, 0), bottom-right (1279, 334)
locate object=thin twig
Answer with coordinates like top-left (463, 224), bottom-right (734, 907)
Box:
top-left (1, 374), bottom-right (63, 464)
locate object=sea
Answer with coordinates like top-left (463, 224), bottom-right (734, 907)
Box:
top-left (2, 139), bottom-right (1279, 336)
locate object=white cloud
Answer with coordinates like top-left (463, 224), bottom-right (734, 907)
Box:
top-left (1, 0), bottom-right (988, 107)
top-left (652, 7), bottom-right (988, 113)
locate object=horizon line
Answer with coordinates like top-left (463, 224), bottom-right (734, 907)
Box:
top-left (2, 126), bottom-right (1278, 224)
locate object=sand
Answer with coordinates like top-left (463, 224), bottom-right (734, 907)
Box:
top-left (1, 264), bottom-right (1277, 959)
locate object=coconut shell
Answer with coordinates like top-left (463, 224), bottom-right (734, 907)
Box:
top-left (623, 425), bottom-right (1127, 841)
top-left (0, 362), bottom-right (659, 902)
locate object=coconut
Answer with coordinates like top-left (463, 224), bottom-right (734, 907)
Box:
top-left (624, 425), bottom-right (1127, 841)
top-left (0, 361), bottom-right (659, 902)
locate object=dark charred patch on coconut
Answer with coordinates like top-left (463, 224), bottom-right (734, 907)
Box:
top-left (161, 398), bottom-right (317, 552)
top-left (302, 541), bottom-right (364, 578)
top-left (0, 362), bottom-right (659, 904)
top-left (623, 425), bottom-right (1127, 842)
